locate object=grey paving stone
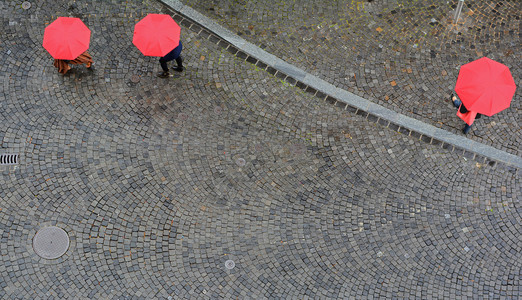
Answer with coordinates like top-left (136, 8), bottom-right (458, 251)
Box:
top-left (0, 0), bottom-right (519, 299)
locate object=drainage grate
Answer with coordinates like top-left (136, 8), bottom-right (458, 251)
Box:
top-left (0, 154), bottom-right (19, 165)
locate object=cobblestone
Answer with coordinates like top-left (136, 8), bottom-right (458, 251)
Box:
top-left (0, 0), bottom-right (520, 299)
top-left (180, 0), bottom-right (521, 156)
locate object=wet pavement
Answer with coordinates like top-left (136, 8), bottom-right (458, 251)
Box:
top-left (0, 0), bottom-right (520, 299)
top-left (181, 0), bottom-right (521, 156)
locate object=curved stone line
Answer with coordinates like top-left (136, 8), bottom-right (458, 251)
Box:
top-left (158, 0), bottom-right (521, 170)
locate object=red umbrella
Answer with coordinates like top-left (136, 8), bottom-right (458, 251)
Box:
top-left (455, 57), bottom-right (516, 116)
top-left (43, 17), bottom-right (91, 60)
top-left (133, 14), bottom-right (180, 57)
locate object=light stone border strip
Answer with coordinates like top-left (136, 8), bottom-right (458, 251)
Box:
top-left (159, 0), bottom-right (522, 170)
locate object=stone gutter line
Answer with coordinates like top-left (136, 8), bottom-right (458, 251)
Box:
top-left (159, 0), bottom-right (522, 170)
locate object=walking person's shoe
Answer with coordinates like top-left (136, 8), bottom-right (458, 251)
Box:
top-left (463, 124), bottom-right (472, 134)
top-left (157, 71), bottom-right (170, 78)
top-left (451, 94), bottom-right (461, 108)
top-left (172, 66), bottom-right (184, 72)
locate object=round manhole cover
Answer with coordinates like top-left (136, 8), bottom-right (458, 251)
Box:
top-left (22, 2), bottom-right (32, 10)
top-left (131, 74), bottom-right (140, 83)
top-left (33, 226), bottom-right (70, 259)
top-left (225, 260), bottom-right (235, 269)
top-left (291, 143), bottom-right (305, 155)
top-left (177, 113), bottom-right (188, 121)
top-left (235, 158), bottom-right (246, 167)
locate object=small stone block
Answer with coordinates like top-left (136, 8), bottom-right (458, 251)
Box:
top-left (285, 77), bottom-right (297, 85)
top-left (398, 127), bottom-right (411, 135)
top-left (325, 96), bottom-right (336, 105)
top-left (246, 56), bottom-right (258, 64)
top-left (367, 114), bottom-right (378, 123)
top-left (377, 117), bottom-right (388, 126)
top-left (388, 122), bottom-right (399, 132)
top-left (356, 109), bottom-right (368, 118)
top-left (218, 40), bottom-right (229, 48)
top-left (315, 91), bottom-right (326, 100)
top-left (190, 24), bottom-right (202, 33)
top-left (199, 30), bottom-right (211, 39)
top-left (209, 35), bottom-right (220, 44)
top-left (227, 46), bottom-right (238, 55)
top-left (336, 101), bottom-right (347, 109)
top-left (463, 150), bottom-right (475, 159)
top-left (236, 51), bottom-right (248, 59)
top-left (431, 138), bottom-right (442, 147)
top-left (305, 86), bottom-right (317, 95)
top-left (474, 155), bottom-right (486, 164)
top-left (421, 135), bottom-right (432, 143)
top-left (180, 19), bottom-right (192, 27)
top-left (295, 81), bottom-right (307, 89)
top-left (256, 61), bottom-right (267, 69)
top-left (410, 131), bottom-right (421, 140)
top-left (275, 71), bottom-right (287, 80)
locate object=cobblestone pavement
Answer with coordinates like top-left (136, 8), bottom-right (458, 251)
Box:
top-left (0, 0), bottom-right (520, 299)
top-left (180, 0), bottom-right (521, 156)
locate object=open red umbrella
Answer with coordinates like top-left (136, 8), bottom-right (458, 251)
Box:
top-left (455, 57), bottom-right (516, 116)
top-left (43, 17), bottom-right (91, 60)
top-left (133, 14), bottom-right (180, 57)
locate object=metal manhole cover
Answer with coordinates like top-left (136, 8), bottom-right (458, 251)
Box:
top-left (235, 158), bottom-right (246, 167)
top-left (33, 226), bottom-right (70, 259)
top-left (177, 113), bottom-right (189, 121)
top-left (22, 2), bottom-right (31, 10)
top-left (291, 143), bottom-right (305, 155)
top-left (225, 260), bottom-right (235, 269)
top-left (0, 153), bottom-right (19, 165)
top-left (131, 74), bottom-right (140, 83)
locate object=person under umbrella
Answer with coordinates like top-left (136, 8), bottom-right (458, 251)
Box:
top-left (132, 14), bottom-right (183, 78)
top-left (453, 57), bottom-right (516, 134)
top-left (43, 17), bottom-right (93, 75)
top-left (451, 94), bottom-right (481, 134)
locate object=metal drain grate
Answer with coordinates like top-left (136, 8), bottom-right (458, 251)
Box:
top-left (0, 154), bottom-right (19, 165)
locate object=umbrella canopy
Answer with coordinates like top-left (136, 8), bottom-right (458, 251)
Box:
top-left (455, 57), bottom-right (516, 116)
top-left (133, 14), bottom-right (180, 57)
top-left (43, 17), bottom-right (91, 60)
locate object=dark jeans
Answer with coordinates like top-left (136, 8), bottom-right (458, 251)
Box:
top-left (159, 41), bottom-right (183, 72)
top-left (463, 123), bottom-right (472, 134)
top-left (160, 56), bottom-right (183, 72)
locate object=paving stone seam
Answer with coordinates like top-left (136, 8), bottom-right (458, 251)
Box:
top-left (158, 0), bottom-right (521, 170)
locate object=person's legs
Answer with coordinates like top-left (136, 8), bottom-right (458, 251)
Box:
top-left (159, 57), bottom-right (169, 73)
top-left (158, 57), bottom-right (171, 77)
top-left (158, 45), bottom-right (182, 77)
top-left (173, 56), bottom-right (184, 72)
top-left (463, 124), bottom-right (472, 134)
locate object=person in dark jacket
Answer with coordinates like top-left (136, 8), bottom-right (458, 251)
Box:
top-left (452, 94), bottom-right (482, 134)
top-left (157, 41), bottom-right (184, 78)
